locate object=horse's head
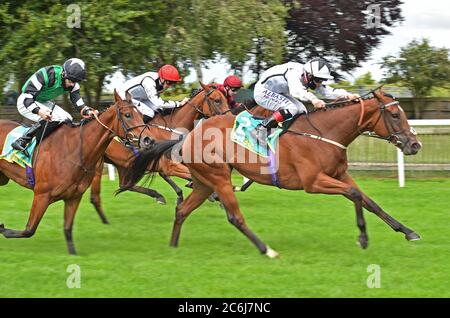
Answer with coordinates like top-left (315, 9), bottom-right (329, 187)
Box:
top-left (186, 82), bottom-right (230, 118)
top-left (112, 90), bottom-right (153, 148)
top-left (368, 89), bottom-right (421, 155)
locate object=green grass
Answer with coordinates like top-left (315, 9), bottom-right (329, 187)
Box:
top-left (0, 175), bottom-right (449, 297)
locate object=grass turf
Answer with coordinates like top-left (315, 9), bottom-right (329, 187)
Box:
top-left (0, 175), bottom-right (449, 297)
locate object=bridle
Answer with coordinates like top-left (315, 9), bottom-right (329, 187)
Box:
top-left (185, 86), bottom-right (231, 119)
top-left (358, 90), bottom-right (416, 147)
top-left (94, 104), bottom-right (149, 147)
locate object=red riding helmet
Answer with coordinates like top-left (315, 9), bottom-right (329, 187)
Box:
top-left (158, 64), bottom-right (182, 82)
top-left (223, 75), bottom-right (243, 88)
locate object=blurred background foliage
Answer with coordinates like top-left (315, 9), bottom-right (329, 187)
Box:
top-left (1, 0), bottom-right (449, 105)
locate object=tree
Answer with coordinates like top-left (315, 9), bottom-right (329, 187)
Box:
top-left (0, 0), bottom-right (167, 107)
top-left (158, 0), bottom-right (289, 80)
top-left (354, 72), bottom-right (376, 86)
top-left (381, 38), bottom-right (450, 97)
top-left (215, 0), bottom-right (288, 77)
top-left (284, 0), bottom-right (403, 75)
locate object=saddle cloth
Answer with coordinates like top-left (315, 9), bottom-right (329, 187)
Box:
top-left (0, 126), bottom-right (37, 168)
top-left (230, 111), bottom-right (282, 158)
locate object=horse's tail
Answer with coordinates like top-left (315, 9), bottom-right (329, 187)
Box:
top-left (118, 139), bottom-right (181, 194)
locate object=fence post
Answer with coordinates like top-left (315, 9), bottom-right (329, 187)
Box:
top-left (107, 164), bottom-right (115, 181)
top-left (397, 148), bottom-right (405, 188)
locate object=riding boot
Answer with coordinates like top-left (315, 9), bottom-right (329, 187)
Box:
top-left (261, 109), bottom-right (293, 129)
top-left (11, 121), bottom-right (42, 157)
top-left (261, 116), bottom-right (279, 129)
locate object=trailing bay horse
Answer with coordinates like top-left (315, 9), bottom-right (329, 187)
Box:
top-left (0, 91), bottom-right (153, 254)
top-left (123, 89), bottom-right (422, 258)
top-left (90, 82), bottom-right (230, 224)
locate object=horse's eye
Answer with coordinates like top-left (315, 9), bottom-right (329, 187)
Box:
top-left (392, 113), bottom-right (400, 119)
top-left (125, 113), bottom-right (132, 119)
top-left (214, 99), bottom-right (221, 104)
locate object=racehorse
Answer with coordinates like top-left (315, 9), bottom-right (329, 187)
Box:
top-left (122, 88), bottom-right (422, 258)
top-left (89, 82), bottom-right (230, 224)
top-left (0, 91), bottom-right (153, 254)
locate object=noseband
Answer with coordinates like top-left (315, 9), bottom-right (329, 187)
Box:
top-left (360, 95), bottom-right (415, 147)
top-left (94, 105), bottom-right (149, 146)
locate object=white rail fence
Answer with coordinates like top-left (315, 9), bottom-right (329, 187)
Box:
top-left (397, 119), bottom-right (450, 187)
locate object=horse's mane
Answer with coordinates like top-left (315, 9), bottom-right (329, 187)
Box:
top-left (308, 92), bottom-right (395, 114)
top-left (308, 96), bottom-right (371, 114)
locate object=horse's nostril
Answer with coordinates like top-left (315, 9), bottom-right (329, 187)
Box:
top-left (411, 142), bottom-right (421, 150)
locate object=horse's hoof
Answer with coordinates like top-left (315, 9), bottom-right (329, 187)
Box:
top-left (265, 247), bottom-right (280, 258)
top-left (406, 232), bottom-right (421, 241)
top-left (156, 197), bottom-right (167, 205)
top-left (0, 224), bottom-right (4, 233)
top-left (357, 239), bottom-right (368, 249)
top-left (176, 198), bottom-right (183, 206)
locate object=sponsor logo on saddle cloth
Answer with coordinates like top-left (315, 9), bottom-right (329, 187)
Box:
top-left (0, 126), bottom-right (37, 168)
top-left (231, 111), bottom-right (283, 158)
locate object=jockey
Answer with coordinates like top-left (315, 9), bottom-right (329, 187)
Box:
top-left (253, 58), bottom-right (360, 128)
top-left (216, 75), bottom-right (243, 109)
top-left (119, 64), bottom-right (190, 123)
top-left (11, 58), bottom-right (97, 155)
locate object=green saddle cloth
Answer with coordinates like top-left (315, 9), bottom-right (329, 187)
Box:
top-left (230, 111), bottom-right (283, 158)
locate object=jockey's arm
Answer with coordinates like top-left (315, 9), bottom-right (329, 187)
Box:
top-left (142, 77), bottom-right (179, 109)
top-left (22, 71), bottom-right (46, 115)
top-left (69, 84), bottom-right (98, 118)
top-left (286, 69), bottom-right (319, 103)
top-left (317, 85), bottom-right (359, 100)
top-left (69, 83), bottom-right (87, 112)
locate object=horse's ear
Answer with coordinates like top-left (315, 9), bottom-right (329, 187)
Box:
top-left (125, 91), bottom-right (133, 103)
top-left (114, 89), bottom-right (122, 103)
top-left (199, 81), bottom-right (208, 90)
top-left (373, 84), bottom-right (385, 99)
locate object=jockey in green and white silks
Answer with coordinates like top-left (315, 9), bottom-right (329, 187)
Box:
top-left (253, 58), bottom-right (360, 128)
top-left (12, 58), bottom-right (97, 155)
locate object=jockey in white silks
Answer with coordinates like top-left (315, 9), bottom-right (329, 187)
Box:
top-left (118, 64), bottom-right (189, 123)
top-left (253, 58), bottom-right (360, 128)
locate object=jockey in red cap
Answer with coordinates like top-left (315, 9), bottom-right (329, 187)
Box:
top-left (117, 64), bottom-right (189, 123)
top-left (216, 75), bottom-right (243, 109)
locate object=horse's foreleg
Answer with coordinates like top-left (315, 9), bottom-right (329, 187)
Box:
top-left (90, 159), bottom-right (109, 224)
top-left (307, 173), bottom-right (368, 249)
top-left (0, 194), bottom-right (50, 239)
top-left (159, 172), bottom-right (184, 206)
top-left (340, 173), bottom-right (420, 241)
top-left (170, 178), bottom-right (213, 247)
top-left (64, 196), bottom-right (83, 255)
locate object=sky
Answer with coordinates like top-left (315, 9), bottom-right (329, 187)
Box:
top-left (107, 0), bottom-right (450, 89)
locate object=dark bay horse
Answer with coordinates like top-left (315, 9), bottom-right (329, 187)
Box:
top-left (123, 89), bottom-right (422, 258)
top-left (0, 91), bottom-right (153, 254)
top-left (90, 82), bottom-right (230, 224)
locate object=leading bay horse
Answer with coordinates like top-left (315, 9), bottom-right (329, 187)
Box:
top-left (123, 89), bottom-right (422, 258)
top-left (90, 83), bottom-right (230, 223)
top-left (0, 91), bottom-right (152, 254)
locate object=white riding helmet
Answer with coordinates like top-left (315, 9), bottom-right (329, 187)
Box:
top-left (303, 58), bottom-right (334, 80)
